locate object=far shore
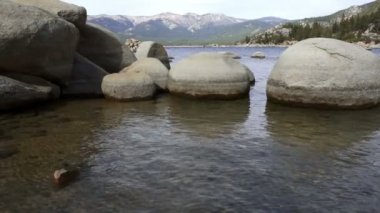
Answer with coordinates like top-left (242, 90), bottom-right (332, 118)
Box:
top-left (164, 44), bottom-right (290, 48)
top-left (165, 43), bottom-right (380, 49)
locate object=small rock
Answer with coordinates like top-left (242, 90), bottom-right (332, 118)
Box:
top-left (251, 51), bottom-right (266, 59)
top-left (53, 168), bottom-right (79, 188)
top-left (219, 52), bottom-right (241, 59)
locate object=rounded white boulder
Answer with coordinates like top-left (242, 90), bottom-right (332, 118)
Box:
top-left (168, 52), bottom-right (252, 99)
top-left (101, 72), bottom-right (156, 101)
top-left (267, 38), bottom-right (380, 109)
top-left (121, 58), bottom-right (169, 91)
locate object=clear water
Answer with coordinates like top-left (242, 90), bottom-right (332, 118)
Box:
top-left (1, 47), bottom-right (380, 212)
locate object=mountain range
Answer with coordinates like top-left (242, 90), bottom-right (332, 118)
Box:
top-left (87, 1), bottom-right (379, 45)
top-left (88, 13), bottom-right (287, 45)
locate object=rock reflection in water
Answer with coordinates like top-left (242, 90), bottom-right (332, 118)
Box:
top-left (167, 96), bottom-right (250, 138)
top-left (265, 103), bottom-right (380, 150)
top-left (263, 103), bottom-right (380, 211)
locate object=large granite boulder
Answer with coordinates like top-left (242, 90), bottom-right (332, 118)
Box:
top-left (135, 41), bottom-right (171, 69)
top-left (121, 58), bottom-right (169, 91)
top-left (62, 53), bottom-right (109, 98)
top-left (267, 38), bottom-right (380, 109)
top-left (77, 24), bottom-right (124, 73)
top-left (11, 0), bottom-right (87, 29)
top-left (0, 1), bottom-right (79, 84)
top-left (168, 52), bottom-right (252, 99)
top-left (0, 74), bottom-right (60, 111)
top-left (102, 72), bottom-right (156, 101)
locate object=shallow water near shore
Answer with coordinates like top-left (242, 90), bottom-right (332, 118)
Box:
top-left (1, 47), bottom-right (380, 212)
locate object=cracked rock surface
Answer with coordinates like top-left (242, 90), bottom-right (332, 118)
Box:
top-left (267, 38), bottom-right (380, 109)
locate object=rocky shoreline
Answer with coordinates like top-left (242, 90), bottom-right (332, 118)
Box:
top-left (166, 42), bottom-right (380, 49)
top-left (0, 0), bottom-right (255, 111)
top-left (0, 0), bottom-right (380, 112)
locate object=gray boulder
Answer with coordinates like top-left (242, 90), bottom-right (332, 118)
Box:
top-left (245, 65), bottom-right (256, 85)
top-left (62, 53), bottom-right (109, 98)
top-left (11, 0), bottom-right (87, 29)
top-left (121, 45), bottom-right (138, 69)
top-left (0, 74), bottom-right (60, 111)
top-left (102, 72), bottom-right (156, 101)
top-left (251, 51), bottom-right (265, 59)
top-left (121, 58), bottom-right (169, 91)
top-left (168, 52), bottom-right (252, 99)
top-left (0, 1), bottom-right (79, 84)
top-left (78, 24), bottom-right (123, 73)
top-left (267, 38), bottom-right (380, 109)
top-left (135, 41), bottom-right (171, 69)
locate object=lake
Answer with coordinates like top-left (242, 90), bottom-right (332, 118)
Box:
top-left (1, 47), bottom-right (380, 212)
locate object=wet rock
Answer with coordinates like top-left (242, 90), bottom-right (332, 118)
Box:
top-left (0, 1), bottom-right (79, 84)
top-left (11, 0), bottom-right (87, 29)
top-left (135, 41), bottom-right (171, 69)
top-left (168, 52), bottom-right (252, 99)
top-left (53, 168), bottom-right (80, 188)
top-left (267, 38), bottom-right (380, 109)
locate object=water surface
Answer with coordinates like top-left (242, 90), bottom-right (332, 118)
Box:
top-left (1, 47), bottom-right (380, 212)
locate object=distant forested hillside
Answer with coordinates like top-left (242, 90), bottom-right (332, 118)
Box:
top-left (247, 1), bottom-right (380, 45)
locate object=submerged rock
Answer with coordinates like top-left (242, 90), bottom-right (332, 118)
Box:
top-left (53, 168), bottom-right (80, 188)
top-left (78, 24), bottom-right (124, 73)
top-left (102, 72), bottom-right (156, 101)
top-left (168, 52), bottom-right (252, 99)
top-left (135, 41), bottom-right (171, 69)
top-left (219, 52), bottom-right (241, 59)
top-left (121, 58), bottom-right (169, 91)
top-left (267, 38), bottom-right (380, 109)
top-left (11, 0), bottom-right (87, 29)
top-left (62, 53), bottom-right (109, 98)
top-left (0, 74), bottom-right (60, 111)
top-left (0, 143), bottom-right (19, 160)
top-left (0, 1), bottom-right (79, 84)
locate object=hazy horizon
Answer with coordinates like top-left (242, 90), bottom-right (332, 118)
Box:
top-left (61, 0), bottom-right (375, 19)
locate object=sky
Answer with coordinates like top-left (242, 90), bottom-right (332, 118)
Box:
top-left (61, 0), bottom-right (375, 20)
